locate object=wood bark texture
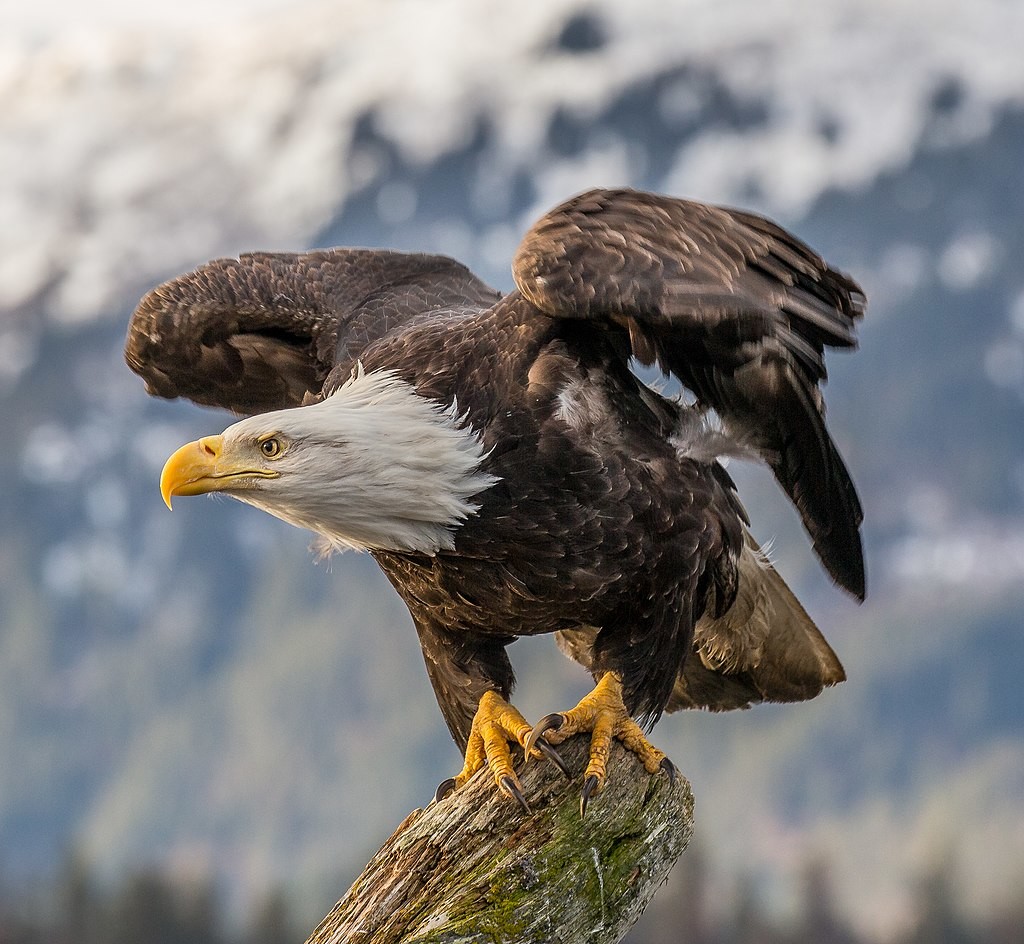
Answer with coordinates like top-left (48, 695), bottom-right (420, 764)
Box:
top-left (304, 735), bottom-right (694, 944)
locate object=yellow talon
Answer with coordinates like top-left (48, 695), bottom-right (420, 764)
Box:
top-left (436, 691), bottom-right (535, 811)
top-left (525, 672), bottom-right (669, 815)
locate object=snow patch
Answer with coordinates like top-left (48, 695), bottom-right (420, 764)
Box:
top-left (889, 519), bottom-right (1024, 589)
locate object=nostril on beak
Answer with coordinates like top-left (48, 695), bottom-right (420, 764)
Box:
top-left (198, 435), bottom-right (222, 458)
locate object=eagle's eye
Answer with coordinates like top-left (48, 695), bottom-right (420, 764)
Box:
top-left (259, 437), bottom-right (283, 459)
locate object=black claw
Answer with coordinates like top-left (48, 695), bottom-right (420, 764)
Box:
top-left (524, 712), bottom-right (565, 759)
top-left (534, 738), bottom-right (573, 779)
top-left (660, 757), bottom-right (677, 784)
top-left (434, 777), bottom-right (457, 804)
top-left (537, 711), bottom-right (565, 734)
top-left (580, 774), bottom-right (600, 819)
top-left (499, 775), bottom-right (531, 814)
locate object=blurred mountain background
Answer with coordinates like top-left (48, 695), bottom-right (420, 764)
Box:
top-left (2, 0), bottom-right (1024, 940)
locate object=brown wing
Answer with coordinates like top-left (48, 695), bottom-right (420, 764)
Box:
top-left (125, 249), bottom-right (500, 416)
top-left (513, 188), bottom-right (865, 600)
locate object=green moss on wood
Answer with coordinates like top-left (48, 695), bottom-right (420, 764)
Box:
top-left (309, 736), bottom-right (693, 944)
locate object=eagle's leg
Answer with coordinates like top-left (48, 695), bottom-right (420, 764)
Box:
top-left (434, 691), bottom-right (569, 812)
top-left (525, 672), bottom-right (675, 816)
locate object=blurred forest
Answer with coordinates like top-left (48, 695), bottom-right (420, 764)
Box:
top-left (2, 847), bottom-right (1022, 944)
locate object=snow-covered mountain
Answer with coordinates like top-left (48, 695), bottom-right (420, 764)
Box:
top-left (3, 1), bottom-right (1024, 937)
top-left (5, 0), bottom-right (1023, 327)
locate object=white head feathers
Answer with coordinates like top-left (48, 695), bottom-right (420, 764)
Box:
top-left (222, 366), bottom-right (498, 554)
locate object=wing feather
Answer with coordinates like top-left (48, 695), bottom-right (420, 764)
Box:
top-left (513, 188), bottom-right (865, 598)
top-left (125, 249), bottom-right (499, 415)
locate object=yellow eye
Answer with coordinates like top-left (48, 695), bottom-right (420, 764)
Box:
top-left (260, 437), bottom-right (283, 458)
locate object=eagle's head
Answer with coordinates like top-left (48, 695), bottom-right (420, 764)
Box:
top-left (159, 368), bottom-right (497, 554)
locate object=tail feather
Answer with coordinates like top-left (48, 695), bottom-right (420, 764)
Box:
top-left (667, 532), bottom-right (845, 712)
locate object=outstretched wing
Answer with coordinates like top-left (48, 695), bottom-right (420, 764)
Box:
top-left (125, 249), bottom-right (500, 416)
top-left (513, 188), bottom-right (865, 599)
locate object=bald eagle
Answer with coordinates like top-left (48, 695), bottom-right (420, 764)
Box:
top-left (126, 188), bottom-right (864, 813)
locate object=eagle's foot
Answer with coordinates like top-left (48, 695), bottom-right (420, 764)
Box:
top-left (524, 672), bottom-right (670, 817)
top-left (433, 691), bottom-right (568, 812)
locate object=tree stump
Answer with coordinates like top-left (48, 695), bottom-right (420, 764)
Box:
top-left (305, 735), bottom-right (694, 944)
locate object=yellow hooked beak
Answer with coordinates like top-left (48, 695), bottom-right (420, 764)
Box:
top-left (160, 435), bottom-right (277, 509)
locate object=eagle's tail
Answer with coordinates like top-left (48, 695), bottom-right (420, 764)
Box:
top-left (666, 531), bottom-right (845, 712)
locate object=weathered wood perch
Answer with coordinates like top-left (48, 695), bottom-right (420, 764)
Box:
top-left (305, 735), bottom-right (694, 944)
